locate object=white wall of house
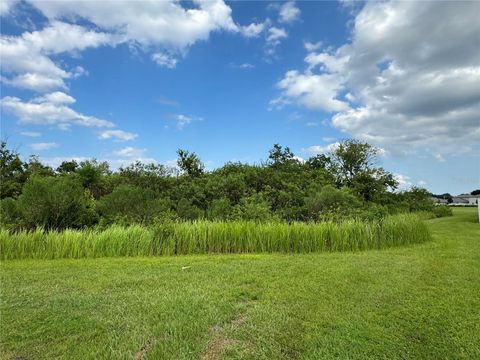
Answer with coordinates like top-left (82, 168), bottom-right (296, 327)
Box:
top-left (451, 195), bottom-right (479, 205)
top-left (462, 197), bottom-right (479, 205)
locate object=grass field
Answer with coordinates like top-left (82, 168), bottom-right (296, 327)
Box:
top-left (1, 208), bottom-right (479, 359)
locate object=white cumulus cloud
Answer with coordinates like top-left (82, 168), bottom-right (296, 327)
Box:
top-left (265, 26), bottom-right (288, 55)
top-left (152, 52), bottom-right (178, 69)
top-left (28, 0), bottom-right (238, 49)
top-left (273, 1), bottom-right (480, 156)
top-left (1, 93), bottom-right (114, 129)
top-left (20, 131), bottom-right (42, 137)
top-left (267, 27), bottom-right (287, 45)
top-left (98, 130), bottom-right (138, 141)
top-left (302, 142), bottom-right (341, 155)
top-left (0, 0), bottom-right (16, 16)
top-left (30, 142), bottom-right (58, 151)
top-left (279, 1), bottom-right (301, 24)
top-left (394, 174), bottom-right (412, 190)
top-left (114, 146), bottom-right (146, 158)
top-left (1, 21), bottom-right (113, 92)
top-left (272, 70), bottom-right (348, 112)
top-left (1, 0), bottom-right (251, 93)
top-left (241, 22), bottom-right (266, 38)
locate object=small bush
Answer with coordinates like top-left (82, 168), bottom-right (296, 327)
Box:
top-left (432, 205), bottom-right (453, 218)
top-left (358, 204), bottom-right (389, 221)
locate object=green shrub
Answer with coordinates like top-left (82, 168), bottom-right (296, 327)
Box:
top-left (76, 160), bottom-right (111, 199)
top-left (305, 185), bottom-right (361, 221)
top-left (231, 193), bottom-right (278, 222)
top-left (358, 203), bottom-right (389, 221)
top-left (400, 187), bottom-right (434, 212)
top-left (432, 205), bottom-right (453, 218)
top-left (16, 176), bottom-right (96, 230)
top-left (97, 185), bottom-right (171, 224)
top-left (207, 198), bottom-right (232, 220)
top-left (0, 198), bottom-right (21, 229)
top-left (176, 198), bottom-right (204, 220)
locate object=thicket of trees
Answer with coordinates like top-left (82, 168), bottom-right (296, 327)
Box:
top-left (0, 140), bottom-right (440, 230)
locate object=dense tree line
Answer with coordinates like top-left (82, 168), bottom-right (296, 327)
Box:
top-left (0, 140), bottom-right (440, 230)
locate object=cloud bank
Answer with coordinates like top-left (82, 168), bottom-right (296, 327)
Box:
top-left (273, 1), bottom-right (480, 157)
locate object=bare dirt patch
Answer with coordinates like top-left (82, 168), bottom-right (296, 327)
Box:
top-left (201, 309), bottom-right (248, 360)
top-left (201, 337), bottom-right (239, 360)
top-left (230, 312), bottom-right (246, 329)
top-left (134, 338), bottom-right (155, 360)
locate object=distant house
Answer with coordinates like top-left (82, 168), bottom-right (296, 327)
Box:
top-left (450, 194), bottom-right (480, 205)
top-left (431, 197), bottom-right (448, 205)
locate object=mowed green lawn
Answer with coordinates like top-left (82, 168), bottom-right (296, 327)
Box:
top-left (1, 208), bottom-right (479, 360)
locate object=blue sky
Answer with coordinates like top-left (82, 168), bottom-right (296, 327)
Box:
top-left (1, 0), bottom-right (479, 195)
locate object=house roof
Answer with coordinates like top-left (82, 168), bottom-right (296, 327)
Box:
top-left (455, 194), bottom-right (480, 198)
top-left (451, 197), bottom-right (469, 203)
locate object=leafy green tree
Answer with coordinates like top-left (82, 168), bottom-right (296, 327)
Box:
top-left (330, 140), bottom-right (378, 186)
top-left (206, 198), bottom-right (232, 220)
top-left (268, 143), bottom-right (297, 167)
top-left (119, 161), bottom-right (172, 195)
top-left (305, 185), bottom-right (361, 220)
top-left (0, 141), bottom-right (25, 199)
top-left (400, 187), bottom-right (434, 212)
top-left (216, 162), bottom-right (266, 194)
top-left (306, 154), bottom-right (331, 170)
top-left (262, 182), bottom-right (304, 220)
top-left (0, 138), bottom-right (435, 229)
top-left (330, 140), bottom-right (397, 201)
top-left (17, 176), bottom-right (96, 229)
top-left (77, 160), bottom-right (111, 198)
top-left (176, 198), bottom-right (204, 220)
top-left (168, 176), bottom-right (209, 211)
top-left (97, 185), bottom-right (171, 224)
top-left (24, 155), bottom-right (55, 178)
top-left (0, 197), bottom-right (22, 229)
top-left (231, 193), bottom-right (277, 222)
top-left (216, 173), bottom-right (247, 205)
top-left (351, 169), bottom-right (397, 202)
top-left (56, 160), bottom-right (78, 174)
top-left (177, 149), bottom-right (204, 177)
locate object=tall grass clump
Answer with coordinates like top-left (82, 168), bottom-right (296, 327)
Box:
top-left (0, 214), bottom-right (430, 260)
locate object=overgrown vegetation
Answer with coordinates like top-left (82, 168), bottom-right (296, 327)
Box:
top-left (0, 139), bottom-right (446, 231)
top-left (1, 209), bottom-right (478, 360)
top-left (431, 205), bottom-right (453, 218)
top-left (0, 213), bottom-right (429, 259)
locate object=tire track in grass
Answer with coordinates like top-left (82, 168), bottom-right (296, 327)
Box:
top-left (201, 287), bottom-right (257, 360)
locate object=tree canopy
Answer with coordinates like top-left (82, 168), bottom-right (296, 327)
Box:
top-left (0, 139), bottom-right (445, 230)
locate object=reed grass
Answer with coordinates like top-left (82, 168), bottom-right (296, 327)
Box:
top-left (0, 214), bottom-right (430, 260)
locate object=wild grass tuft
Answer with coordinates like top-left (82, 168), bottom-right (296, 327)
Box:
top-left (0, 214), bottom-right (430, 260)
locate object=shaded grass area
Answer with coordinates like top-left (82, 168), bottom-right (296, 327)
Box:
top-left (0, 208), bottom-right (479, 359)
top-left (0, 214), bottom-right (430, 259)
